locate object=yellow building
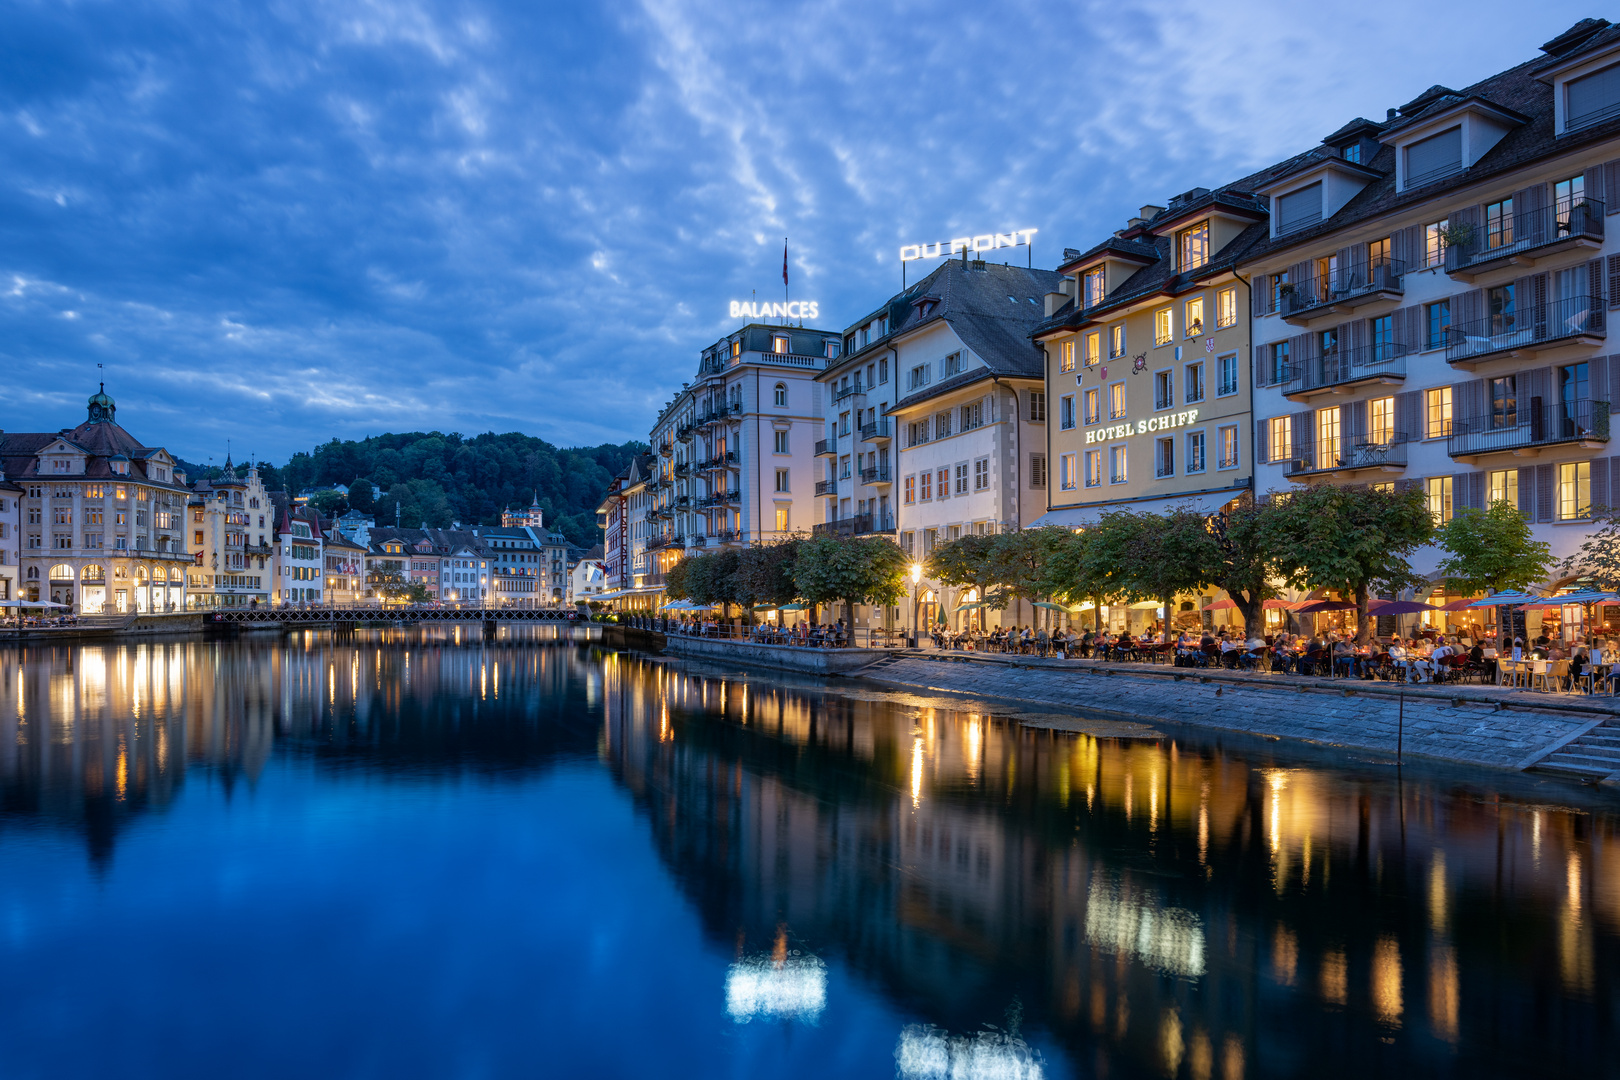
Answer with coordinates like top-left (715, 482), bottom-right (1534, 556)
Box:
top-left (1034, 190), bottom-right (1260, 529)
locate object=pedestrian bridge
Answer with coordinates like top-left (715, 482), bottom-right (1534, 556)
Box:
top-left (208, 607), bottom-right (581, 625)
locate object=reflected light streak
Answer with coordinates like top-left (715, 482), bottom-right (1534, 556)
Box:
top-left (895, 1024), bottom-right (1045, 1080)
top-left (1084, 878), bottom-right (1205, 977)
top-left (910, 735), bottom-right (924, 808)
top-left (1372, 935), bottom-right (1403, 1027)
top-left (724, 954), bottom-right (826, 1024)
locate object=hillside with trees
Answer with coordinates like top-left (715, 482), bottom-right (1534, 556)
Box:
top-left (180, 432), bottom-right (644, 548)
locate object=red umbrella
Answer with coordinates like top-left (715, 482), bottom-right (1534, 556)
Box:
top-left (1205, 598), bottom-right (1237, 611)
top-left (1436, 598), bottom-right (1480, 612)
top-left (1263, 598), bottom-right (1300, 610)
top-left (1367, 599), bottom-right (1439, 615)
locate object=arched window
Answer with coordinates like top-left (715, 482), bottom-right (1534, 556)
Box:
top-left (81, 565), bottom-right (105, 582)
top-left (153, 566), bottom-right (168, 582)
top-left (135, 566), bottom-right (149, 582)
top-left (114, 565), bottom-right (129, 580)
top-left (774, 383), bottom-right (787, 407)
top-left (26, 567), bottom-right (38, 580)
top-left (49, 564), bottom-right (74, 581)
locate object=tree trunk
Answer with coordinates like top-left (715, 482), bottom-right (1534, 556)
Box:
top-left (1093, 593), bottom-right (1103, 632)
top-left (1354, 582), bottom-right (1370, 645)
top-left (1162, 592), bottom-right (1173, 639)
top-left (1236, 593), bottom-right (1262, 639)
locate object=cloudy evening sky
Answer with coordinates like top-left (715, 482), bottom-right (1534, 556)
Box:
top-left (0, 0), bottom-right (1599, 464)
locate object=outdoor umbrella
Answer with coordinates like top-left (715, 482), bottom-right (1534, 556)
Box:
top-left (1128, 600), bottom-right (1164, 611)
top-left (1294, 599), bottom-right (1356, 613)
top-left (751, 605), bottom-right (778, 612)
top-left (1465, 590), bottom-right (1542, 608)
top-left (1436, 598), bottom-right (1482, 612)
top-left (956, 601), bottom-right (988, 611)
top-left (1262, 598), bottom-right (1300, 610)
top-left (1519, 589), bottom-right (1620, 607)
top-left (1205, 598), bottom-right (1237, 611)
top-left (780, 604), bottom-right (807, 612)
top-left (1366, 599), bottom-right (1439, 615)
top-left (1030, 601), bottom-right (1066, 611)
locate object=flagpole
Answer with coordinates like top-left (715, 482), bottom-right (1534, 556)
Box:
top-left (783, 237), bottom-right (789, 325)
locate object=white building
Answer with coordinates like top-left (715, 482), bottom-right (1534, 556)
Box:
top-left (0, 474), bottom-right (19, 603)
top-left (273, 501), bottom-right (325, 605)
top-left (186, 459), bottom-right (274, 609)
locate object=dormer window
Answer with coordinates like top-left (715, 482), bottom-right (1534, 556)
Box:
top-left (1405, 127), bottom-right (1462, 187)
top-left (1342, 142), bottom-right (1363, 164)
top-left (772, 335), bottom-right (789, 354)
top-left (1277, 182), bottom-right (1323, 234)
top-left (1565, 59), bottom-right (1620, 132)
top-left (1178, 221), bottom-right (1210, 271)
top-left (1081, 268), bottom-right (1105, 307)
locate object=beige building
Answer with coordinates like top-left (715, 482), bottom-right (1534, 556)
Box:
top-left (0, 387), bottom-right (191, 613)
top-left (186, 459), bottom-right (274, 609)
top-left (1033, 193), bottom-right (1259, 531)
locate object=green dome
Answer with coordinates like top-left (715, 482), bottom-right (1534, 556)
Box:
top-left (88, 390), bottom-right (115, 408)
top-left (86, 383), bottom-right (117, 423)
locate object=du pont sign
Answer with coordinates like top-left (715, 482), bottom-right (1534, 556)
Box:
top-left (899, 229), bottom-right (1037, 263)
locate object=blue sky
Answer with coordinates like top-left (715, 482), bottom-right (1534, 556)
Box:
top-left (0, 0), bottom-right (1597, 464)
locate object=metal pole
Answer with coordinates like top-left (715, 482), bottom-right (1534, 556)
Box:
top-left (1397, 690), bottom-right (1405, 761)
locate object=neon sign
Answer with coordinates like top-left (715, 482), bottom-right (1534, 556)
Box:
top-left (1084, 409), bottom-right (1200, 445)
top-left (899, 229), bottom-right (1037, 263)
top-left (731, 300), bottom-right (820, 320)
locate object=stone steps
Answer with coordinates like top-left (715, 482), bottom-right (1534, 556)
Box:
top-left (1531, 721), bottom-right (1620, 780)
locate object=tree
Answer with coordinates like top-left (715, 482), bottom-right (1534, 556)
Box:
top-left (792, 535), bottom-right (909, 643)
top-left (1112, 508), bottom-right (1215, 634)
top-left (664, 556), bottom-right (692, 601)
top-left (1441, 500), bottom-right (1556, 594)
top-left (1264, 485), bottom-right (1434, 645)
top-left (348, 478), bottom-right (377, 514)
top-left (1197, 494), bottom-right (1282, 639)
top-left (984, 527), bottom-right (1070, 624)
top-left (924, 533), bottom-right (1000, 605)
top-left (1557, 504), bottom-right (1620, 590)
top-left (739, 538), bottom-right (803, 609)
top-left (310, 489), bottom-right (348, 516)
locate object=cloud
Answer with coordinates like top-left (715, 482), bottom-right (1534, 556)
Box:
top-left (0, 0), bottom-right (1594, 464)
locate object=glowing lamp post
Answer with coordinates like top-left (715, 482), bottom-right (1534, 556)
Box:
top-left (909, 562), bottom-right (922, 650)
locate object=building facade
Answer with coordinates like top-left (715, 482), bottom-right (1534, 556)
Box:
top-left (1242, 19), bottom-right (1620, 587)
top-left (323, 529), bottom-right (368, 605)
top-left (186, 461), bottom-right (274, 609)
top-left (1033, 191), bottom-right (1260, 530)
top-left (273, 503), bottom-right (325, 605)
top-left (0, 388), bottom-right (191, 613)
top-left (0, 475), bottom-right (20, 602)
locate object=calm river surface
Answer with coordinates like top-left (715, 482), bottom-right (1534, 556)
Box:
top-left (0, 627), bottom-right (1615, 1078)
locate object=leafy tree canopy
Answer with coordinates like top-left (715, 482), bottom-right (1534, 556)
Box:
top-left (1442, 500), bottom-right (1556, 595)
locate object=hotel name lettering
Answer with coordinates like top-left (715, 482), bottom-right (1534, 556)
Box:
top-left (1085, 409), bottom-right (1200, 445)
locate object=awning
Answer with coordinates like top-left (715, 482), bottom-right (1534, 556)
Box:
top-left (1029, 489), bottom-right (1246, 529)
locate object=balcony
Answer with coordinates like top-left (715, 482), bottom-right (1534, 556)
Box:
top-left (859, 465), bottom-right (892, 485)
top-left (1444, 294), bottom-right (1605, 367)
top-left (675, 495), bottom-right (692, 509)
top-left (698, 491), bottom-right (739, 508)
top-left (676, 423), bottom-right (697, 441)
top-left (1282, 342), bottom-right (1409, 401)
top-left (674, 462), bottom-right (691, 478)
top-left (1445, 198), bottom-right (1605, 280)
top-left (814, 479), bottom-right (837, 497)
top-left (657, 440), bottom-right (673, 456)
top-left (861, 419), bottom-right (892, 443)
top-left (815, 438), bottom-right (836, 457)
top-left (1280, 260), bottom-right (1407, 324)
top-left (832, 381), bottom-right (866, 403)
top-left (812, 511), bottom-right (895, 538)
top-left (696, 451), bottom-right (738, 471)
top-left (1447, 399), bottom-right (1609, 461)
top-left (1284, 435), bottom-right (1411, 477)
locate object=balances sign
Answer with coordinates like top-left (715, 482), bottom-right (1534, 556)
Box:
top-left (899, 229), bottom-right (1037, 263)
top-left (731, 300), bottom-right (821, 320)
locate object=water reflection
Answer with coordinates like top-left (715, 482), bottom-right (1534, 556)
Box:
top-left (2, 636), bottom-right (1618, 1077)
top-left (601, 654), bottom-right (1620, 1078)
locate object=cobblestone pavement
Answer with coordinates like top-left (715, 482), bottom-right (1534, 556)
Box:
top-left (847, 651), bottom-right (1617, 774)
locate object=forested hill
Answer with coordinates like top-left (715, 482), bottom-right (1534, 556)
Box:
top-left (179, 432), bottom-right (644, 548)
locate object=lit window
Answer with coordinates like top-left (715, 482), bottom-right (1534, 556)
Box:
top-left (1216, 287), bottom-right (1237, 328)
top-left (1186, 431), bottom-right (1206, 473)
top-left (1425, 387), bottom-right (1453, 439)
top-left (1060, 452), bottom-right (1078, 490)
top-left (775, 507), bottom-right (789, 532)
top-left (1218, 425), bottom-right (1239, 469)
top-left (1185, 296), bottom-right (1205, 337)
top-left (1179, 221), bottom-right (1210, 270)
top-left (1488, 469), bottom-right (1518, 508)
top-left (1423, 220), bottom-right (1449, 268)
top-left (1368, 397), bottom-right (1395, 445)
top-left (1154, 308), bottom-right (1173, 346)
top-left (1268, 416), bottom-right (1292, 462)
top-left (1484, 198), bottom-right (1514, 250)
top-left (1084, 450), bottom-right (1101, 488)
top-left (1109, 324), bottom-right (1125, 359)
top-left (1109, 382), bottom-right (1127, 419)
top-left (1427, 476), bottom-right (1453, 524)
top-left (1559, 461), bottom-right (1591, 520)
top-left (773, 335), bottom-right (789, 354)
top-left (1084, 389), bottom-right (1100, 425)
top-left (1085, 332), bottom-right (1101, 366)
top-left (1082, 268), bottom-right (1105, 307)
top-left (1059, 341), bottom-right (1075, 373)
top-left (1109, 445), bottom-right (1128, 484)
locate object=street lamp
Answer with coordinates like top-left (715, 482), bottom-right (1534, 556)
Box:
top-left (909, 562), bottom-right (922, 650)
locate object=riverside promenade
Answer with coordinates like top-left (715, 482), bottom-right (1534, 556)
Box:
top-left (651, 631), bottom-right (1620, 781)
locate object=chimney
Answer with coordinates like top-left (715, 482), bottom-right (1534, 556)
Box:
top-left (1044, 291), bottom-right (1069, 317)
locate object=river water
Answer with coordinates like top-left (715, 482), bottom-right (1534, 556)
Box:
top-left (0, 628), bottom-right (1614, 1078)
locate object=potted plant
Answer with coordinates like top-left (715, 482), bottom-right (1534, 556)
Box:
top-left (1567, 199), bottom-right (1600, 236)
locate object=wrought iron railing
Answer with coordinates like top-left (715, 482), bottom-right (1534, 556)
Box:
top-left (1283, 341), bottom-right (1409, 395)
top-left (860, 465), bottom-right (892, 484)
top-left (1445, 197), bottom-right (1605, 274)
top-left (814, 479), bottom-right (837, 496)
top-left (861, 419), bottom-right (892, 441)
top-left (1285, 434), bottom-right (1410, 476)
top-left (1443, 294), bottom-right (1605, 364)
top-left (1447, 399), bottom-right (1610, 457)
top-left (1279, 258), bottom-right (1406, 319)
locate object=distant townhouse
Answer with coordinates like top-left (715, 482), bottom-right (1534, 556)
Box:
top-left (481, 525), bottom-right (546, 607)
top-left (441, 535), bottom-right (488, 603)
top-left (1033, 189), bottom-right (1260, 533)
top-left (272, 499), bottom-right (325, 605)
top-left (0, 386), bottom-right (191, 613)
top-left (1240, 17), bottom-right (1620, 599)
top-left (322, 528), bottom-right (367, 605)
top-left (186, 459), bottom-right (274, 609)
top-left (0, 472), bottom-right (19, 602)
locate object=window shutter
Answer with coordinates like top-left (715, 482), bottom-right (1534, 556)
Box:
top-left (1468, 470), bottom-right (1485, 510)
top-left (1394, 477), bottom-right (1421, 493)
top-left (1455, 288), bottom-right (1485, 329)
top-left (1524, 366), bottom-right (1552, 410)
top-left (1514, 273), bottom-right (1548, 338)
top-left (1512, 184), bottom-right (1550, 247)
top-left (1252, 275), bottom-right (1270, 317)
top-left (1590, 258), bottom-right (1606, 306)
top-left (1252, 345), bottom-right (1269, 387)
top-left (1288, 259), bottom-right (1313, 298)
top-left (1451, 474), bottom-right (1469, 518)
top-left (1595, 457), bottom-right (1611, 513)
top-left (1606, 160), bottom-right (1620, 213)
top-left (1291, 410), bottom-right (1313, 461)
top-left (1391, 224), bottom-right (1422, 270)
top-left (1395, 390), bottom-right (1420, 440)
top-left (1611, 354), bottom-right (1620, 406)
top-left (1519, 466), bottom-right (1536, 517)
top-left (1451, 204), bottom-right (1481, 236)
top-left (1589, 164), bottom-right (1611, 210)
top-left (1347, 398), bottom-right (1367, 441)
top-left (1608, 255), bottom-right (1620, 309)
top-left (1456, 378), bottom-right (1486, 424)
top-left (1591, 355), bottom-right (1608, 402)
top-left (1390, 305), bottom-right (1417, 351)
top-left (1337, 244), bottom-right (1366, 288)
top-left (1255, 419), bottom-right (1269, 464)
top-left (1536, 463), bottom-right (1554, 522)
